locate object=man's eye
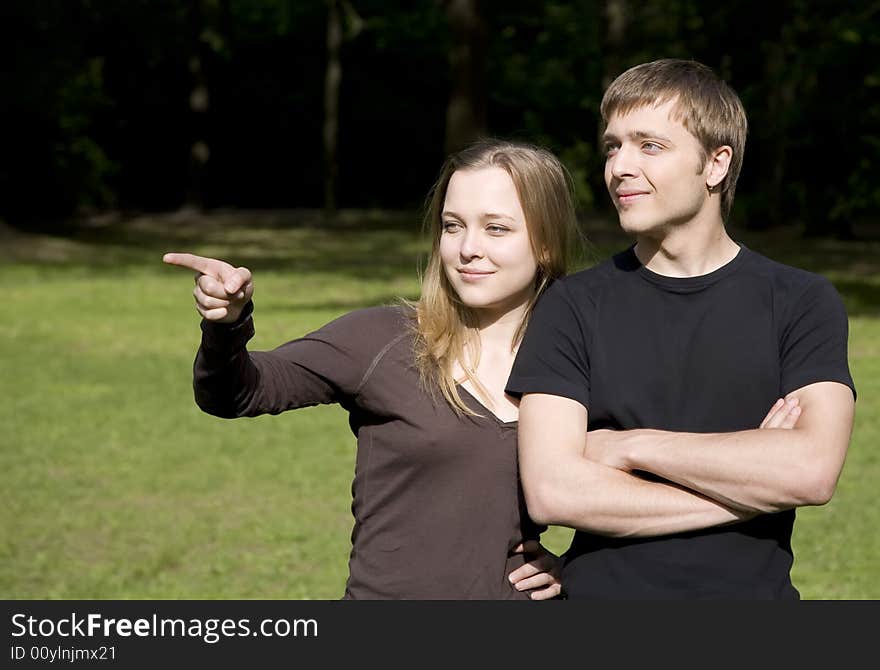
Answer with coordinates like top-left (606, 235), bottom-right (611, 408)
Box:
top-left (642, 142), bottom-right (662, 153)
top-left (604, 144), bottom-right (619, 156)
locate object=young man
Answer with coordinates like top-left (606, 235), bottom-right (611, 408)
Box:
top-left (506, 59), bottom-right (856, 599)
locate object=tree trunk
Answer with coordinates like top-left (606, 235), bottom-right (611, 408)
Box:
top-left (597, 0), bottom-right (627, 215)
top-left (323, 0), bottom-right (342, 216)
top-left (602, 0), bottom-right (627, 93)
top-left (443, 0), bottom-right (487, 156)
top-left (761, 32), bottom-right (796, 230)
top-left (186, 1), bottom-right (211, 211)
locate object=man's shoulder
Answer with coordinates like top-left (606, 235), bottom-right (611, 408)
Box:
top-left (559, 248), bottom-right (636, 289)
top-left (738, 246), bottom-right (834, 295)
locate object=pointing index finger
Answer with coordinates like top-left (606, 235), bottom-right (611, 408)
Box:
top-left (163, 252), bottom-right (230, 278)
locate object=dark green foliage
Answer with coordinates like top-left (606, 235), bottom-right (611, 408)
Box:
top-left (3, 0), bottom-right (878, 238)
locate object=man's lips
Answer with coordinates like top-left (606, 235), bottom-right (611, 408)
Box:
top-left (616, 190), bottom-right (649, 204)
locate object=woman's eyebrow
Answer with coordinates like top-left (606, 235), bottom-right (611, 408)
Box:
top-left (442, 211), bottom-right (516, 221)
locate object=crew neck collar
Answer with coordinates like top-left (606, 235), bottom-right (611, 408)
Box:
top-left (625, 243), bottom-right (748, 292)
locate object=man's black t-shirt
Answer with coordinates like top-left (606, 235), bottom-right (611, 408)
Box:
top-left (507, 245), bottom-right (856, 599)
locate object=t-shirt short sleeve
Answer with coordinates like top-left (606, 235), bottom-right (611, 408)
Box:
top-left (779, 276), bottom-right (856, 400)
top-left (506, 279), bottom-right (593, 410)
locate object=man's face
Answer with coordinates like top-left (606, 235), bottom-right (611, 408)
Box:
top-left (603, 100), bottom-right (712, 237)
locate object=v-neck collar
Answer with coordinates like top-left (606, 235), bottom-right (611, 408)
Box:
top-left (457, 384), bottom-right (518, 428)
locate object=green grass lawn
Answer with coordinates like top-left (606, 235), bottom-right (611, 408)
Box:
top-left (2, 211), bottom-right (877, 599)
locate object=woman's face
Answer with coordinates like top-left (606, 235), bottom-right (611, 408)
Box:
top-left (439, 167), bottom-right (539, 319)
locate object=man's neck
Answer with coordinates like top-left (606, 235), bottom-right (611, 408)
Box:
top-left (633, 215), bottom-right (740, 278)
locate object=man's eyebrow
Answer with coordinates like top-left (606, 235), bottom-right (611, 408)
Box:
top-left (602, 130), bottom-right (674, 143)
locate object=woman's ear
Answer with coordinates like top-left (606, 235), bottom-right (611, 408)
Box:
top-left (538, 246), bottom-right (551, 266)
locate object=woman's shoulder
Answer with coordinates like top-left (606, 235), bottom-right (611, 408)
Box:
top-left (331, 303), bottom-right (413, 329)
top-left (311, 303), bottom-right (415, 348)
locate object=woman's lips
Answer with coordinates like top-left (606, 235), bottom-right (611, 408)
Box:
top-left (458, 269), bottom-right (495, 281)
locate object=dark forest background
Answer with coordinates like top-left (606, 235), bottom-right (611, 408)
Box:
top-left (3, 0), bottom-right (879, 237)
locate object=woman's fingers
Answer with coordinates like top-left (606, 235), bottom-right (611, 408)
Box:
top-left (511, 540), bottom-right (540, 555)
top-left (163, 252), bottom-right (233, 279)
top-left (193, 283), bottom-right (230, 309)
top-left (515, 572), bottom-right (556, 592)
top-left (508, 541), bottom-right (562, 599)
top-left (189, 272), bottom-right (252, 322)
top-left (226, 266), bottom-right (252, 295)
top-left (196, 304), bottom-right (230, 322)
top-left (162, 252), bottom-right (253, 300)
top-left (197, 274), bottom-right (232, 300)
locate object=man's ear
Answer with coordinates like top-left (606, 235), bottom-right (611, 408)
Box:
top-left (706, 145), bottom-right (733, 190)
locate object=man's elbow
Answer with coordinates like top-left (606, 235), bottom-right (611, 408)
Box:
top-left (787, 462), bottom-right (841, 507)
top-left (522, 478), bottom-right (569, 526)
top-left (799, 469), bottom-right (839, 506)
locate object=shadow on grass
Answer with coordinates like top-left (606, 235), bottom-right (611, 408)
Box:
top-left (4, 209), bottom-right (880, 316)
top-left (271, 295), bottom-right (421, 314)
top-left (1, 209), bottom-right (429, 281)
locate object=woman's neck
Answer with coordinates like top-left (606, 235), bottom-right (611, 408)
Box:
top-left (471, 301), bottom-right (529, 350)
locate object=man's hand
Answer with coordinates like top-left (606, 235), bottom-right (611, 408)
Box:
top-left (507, 540), bottom-right (562, 600)
top-left (163, 252), bottom-right (254, 323)
top-left (758, 397), bottom-right (801, 429)
top-left (585, 397), bottom-right (803, 471)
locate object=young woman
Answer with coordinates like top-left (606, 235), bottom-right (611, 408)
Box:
top-left (163, 139), bottom-right (581, 599)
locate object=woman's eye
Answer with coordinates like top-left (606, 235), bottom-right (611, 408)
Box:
top-left (487, 225), bottom-right (508, 235)
top-left (442, 221), bottom-right (461, 232)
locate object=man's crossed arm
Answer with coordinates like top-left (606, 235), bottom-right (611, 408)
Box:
top-left (582, 381), bottom-right (855, 514)
top-left (517, 382), bottom-right (854, 536)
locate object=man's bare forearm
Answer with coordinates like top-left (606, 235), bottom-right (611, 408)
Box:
top-left (518, 394), bottom-right (754, 537)
top-left (525, 453), bottom-right (754, 537)
top-left (614, 428), bottom-right (819, 512)
top-left (585, 383), bottom-right (854, 514)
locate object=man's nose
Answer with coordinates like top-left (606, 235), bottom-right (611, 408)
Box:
top-left (609, 144), bottom-right (639, 179)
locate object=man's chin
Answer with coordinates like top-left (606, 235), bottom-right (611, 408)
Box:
top-left (617, 217), bottom-right (652, 235)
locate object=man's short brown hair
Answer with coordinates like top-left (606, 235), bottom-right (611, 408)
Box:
top-left (601, 59), bottom-right (748, 220)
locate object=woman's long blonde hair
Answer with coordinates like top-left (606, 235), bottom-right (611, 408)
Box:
top-left (411, 138), bottom-right (579, 415)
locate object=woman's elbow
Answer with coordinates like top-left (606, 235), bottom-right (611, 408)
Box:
top-left (193, 392), bottom-right (239, 419)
